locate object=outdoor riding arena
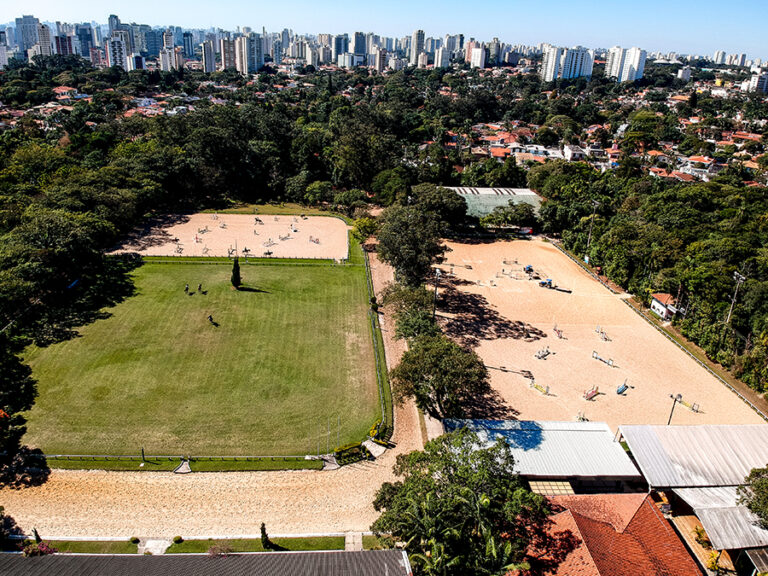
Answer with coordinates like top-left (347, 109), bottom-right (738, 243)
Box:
top-left (437, 238), bottom-right (766, 431)
top-left (113, 213), bottom-right (349, 260)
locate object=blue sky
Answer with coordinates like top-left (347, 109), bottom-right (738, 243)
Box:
top-left (1, 0), bottom-right (764, 58)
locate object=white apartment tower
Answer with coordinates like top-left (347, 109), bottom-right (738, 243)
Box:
top-left (470, 43), bottom-right (486, 68)
top-left (541, 45), bottom-right (563, 81)
top-left (410, 29), bottom-right (424, 66)
top-left (713, 50), bottom-right (726, 65)
top-left (541, 45), bottom-right (593, 81)
top-left (219, 38), bottom-right (236, 70)
top-left (607, 46), bottom-right (646, 82)
top-left (35, 24), bottom-right (53, 56)
top-left (435, 46), bottom-right (450, 68)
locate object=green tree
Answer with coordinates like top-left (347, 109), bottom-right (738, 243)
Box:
top-left (231, 257), bottom-right (241, 289)
top-left (390, 334), bottom-right (490, 418)
top-left (352, 217), bottom-right (379, 244)
top-left (738, 466), bottom-right (768, 529)
top-left (372, 428), bottom-right (565, 576)
top-left (377, 206), bottom-right (446, 287)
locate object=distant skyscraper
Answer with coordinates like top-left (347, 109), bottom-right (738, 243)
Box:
top-left (201, 41), bottom-right (215, 73)
top-left (36, 24), bottom-right (53, 56)
top-left (353, 32), bottom-right (366, 57)
top-left (159, 47), bottom-right (176, 71)
top-left (713, 50), bottom-right (726, 65)
top-left (15, 15), bottom-right (39, 53)
top-left (219, 38), bottom-right (235, 69)
top-left (76, 24), bottom-right (93, 58)
top-left (410, 29), bottom-right (424, 66)
top-left (182, 32), bottom-right (194, 57)
top-left (145, 30), bottom-right (162, 57)
top-left (417, 51), bottom-right (429, 68)
top-left (374, 47), bottom-right (387, 73)
top-left (332, 34), bottom-right (348, 63)
top-left (54, 35), bottom-right (74, 56)
top-left (162, 29), bottom-right (174, 50)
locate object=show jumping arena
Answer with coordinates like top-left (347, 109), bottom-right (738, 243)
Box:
top-left (113, 213), bottom-right (349, 260)
top-left (437, 238), bottom-right (766, 431)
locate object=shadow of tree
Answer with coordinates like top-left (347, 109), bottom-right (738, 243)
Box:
top-left (462, 388), bottom-right (520, 420)
top-left (31, 254), bottom-right (143, 347)
top-left (0, 448), bottom-right (50, 489)
top-left (438, 282), bottom-right (547, 349)
top-left (111, 214), bottom-right (191, 252)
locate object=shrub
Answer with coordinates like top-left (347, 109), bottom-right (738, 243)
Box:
top-left (208, 544), bottom-right (234, 557)
top-left (130, 536), bottom-right (140, 544)
top-left (173, 535), bottom-right (183, 544)
top-left (22, 541), bottom-right (57, 557)
top-left (334, 442), bottom-right (372, 466)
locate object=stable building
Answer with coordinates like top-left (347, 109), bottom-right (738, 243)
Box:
top-left (619, 424), bottom-right (768, 575)
top-left (443, 420), bottom-right (642, 494)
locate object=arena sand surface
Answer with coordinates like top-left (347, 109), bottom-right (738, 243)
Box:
top-left (114, 213), bottom-right (349, 260)
top-left (438, 238), bottom-right (766, 430)
top-left (0, 254), bottom-right (421, 538)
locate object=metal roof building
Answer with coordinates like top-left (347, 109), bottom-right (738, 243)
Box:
top-left (0, 550), bottom-right (412, 576)
top-left (619, 424), bottom-right (768, 552)
top-left (618, 425), bottom-right (768, 488)
top-left (445, 187), bottom-right (542, 218)
top-left (443, 420), bottom-right (641, 479)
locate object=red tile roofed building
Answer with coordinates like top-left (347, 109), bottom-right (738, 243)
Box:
top-left (525, 494), bottom-right (701, 576)
top-left (733, 131), bottom-right (762, 142)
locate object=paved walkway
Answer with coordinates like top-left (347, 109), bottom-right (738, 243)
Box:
top-left (344, 532), bottom-right (363, 551)
top-left (138, 538), bottom-right (171, 555)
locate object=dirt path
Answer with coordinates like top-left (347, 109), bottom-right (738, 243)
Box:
top-left (0, 254), bottom-right (421, 539)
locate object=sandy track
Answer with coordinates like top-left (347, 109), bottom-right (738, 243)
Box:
top-left (438, 238), bottom-right (766, 431)
top-left (0, 254), bottom-right (421, 539)
top-left (113, 213), bottom-right (349, 261)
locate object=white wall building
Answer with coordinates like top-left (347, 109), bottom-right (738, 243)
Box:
top-left (470, 43), bottom-right (486, 68)
top-left (106, 35), bottom-right (128, 70)
top-left (201, 40), bottom-right (215, 73)
top-left (435, 46), bottom-right (449, 68)
top-left (677, 66), bottom-right (692, 82)
top-left (605, 46), bottom-right (645, 82)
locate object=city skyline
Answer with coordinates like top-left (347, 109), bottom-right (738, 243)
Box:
top-left (0, 0), bottom-right (765, 59)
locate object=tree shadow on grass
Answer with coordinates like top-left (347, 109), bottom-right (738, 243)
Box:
top-left (236, 286), bottom-right (270, 293)
top-left (438, 282), bottom-right (547, 349)
top-left (31, 254), bottom-right (143, 347)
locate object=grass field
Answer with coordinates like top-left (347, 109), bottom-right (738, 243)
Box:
top-left (166, 536), bottom-right (345, 553)
top-left (24, 259), bottom-right (378, 456)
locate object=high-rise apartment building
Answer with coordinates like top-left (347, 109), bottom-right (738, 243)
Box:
top-left (606, 46), bottom-right (646, 82)
top-left (219, 38), bottom-right (235, 69)
top-left (106, 35), bottom-right (128, 70)
top-left (234, 34), bottom-right (262, 75)
top-left (470, 43), bottom-right (486, 68)
top-left (417, 51), bottom-right (429, 68)
top-left (201, 40), bottom-right (215, 73)
top-left (159, 47), bottom-right (176, 71)
top-left (410, 29), bottom-right (424, 66)
top-left (374, 47), bottom-right (387, 73)
top-left (332, 34), bottom-right (348, 63)
top-left (713, 50), bottom-right (726, 65)
top-left (435, 46), bottom-right (450, 68)
top-left (541, 45), bottom-right (593, 81)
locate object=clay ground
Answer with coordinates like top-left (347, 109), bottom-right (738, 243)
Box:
top-left (0, 254), bottom-right (422, 538)
top-left (113, 213), bottom-right (349, 260)
top-left (437, 238), bottom-right (766, 430)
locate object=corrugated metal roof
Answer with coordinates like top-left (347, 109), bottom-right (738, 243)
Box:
top-left (619, 425), bottom-right (768, 488)
top-left (0, 550), bottom-right (412, 576)
top-left (675, 487), bottom-right (768, 550)
top-left (746, 547), bottom-right (768, 572)
top-left (444, 420), bottom-right (641, 479)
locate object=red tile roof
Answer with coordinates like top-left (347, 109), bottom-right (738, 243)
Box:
top-left (652, 293), bottom-right (676, 307)
top-left (534, 495), bottom-right (701, 576)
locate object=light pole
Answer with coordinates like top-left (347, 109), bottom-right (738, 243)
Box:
top-left (585, 200), bottom-right (599, 262)
top-left (433, 268), bottom-right (442, 320)
top-left (725, 271), bottom-right (746, 326)
top-left (667, 394), bottom-right (682, 425)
